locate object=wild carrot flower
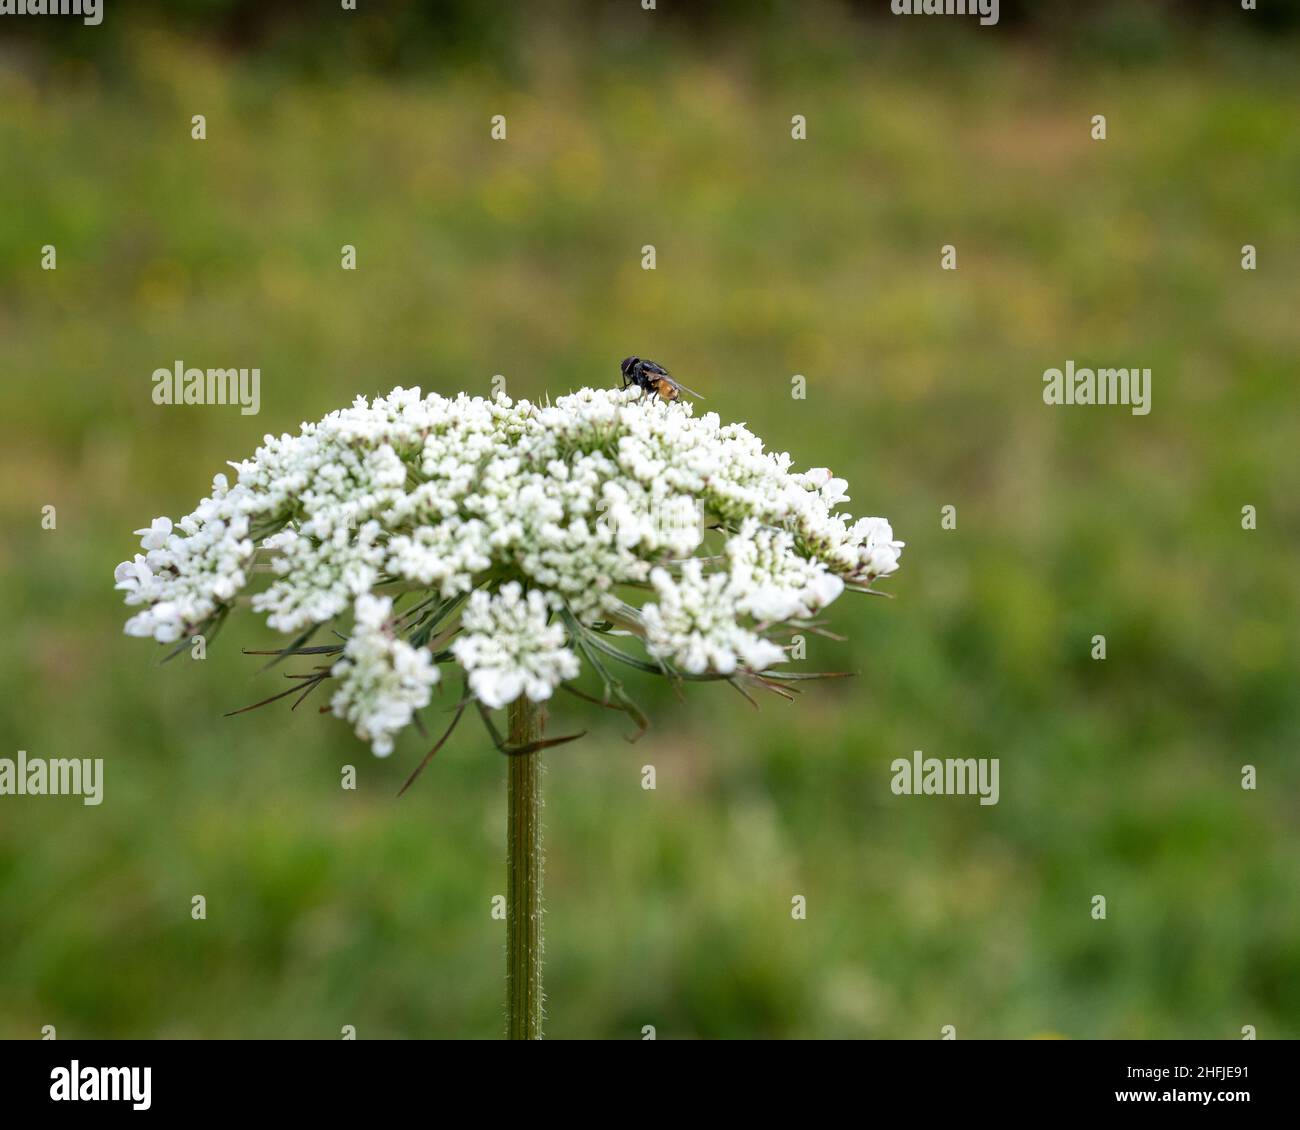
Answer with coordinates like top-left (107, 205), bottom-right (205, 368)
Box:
top-left (115, 385), bottom-right (903, 753)
top-left (115, 382), bottom-right (905, 1040)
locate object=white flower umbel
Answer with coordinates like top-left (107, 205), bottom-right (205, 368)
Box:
top-left (117, 385), bottom-right (904, 756)
top-left (451, 583), bottom-right (580, 709)
top-left (642, 560), bottom-right (788, 676)
top-left (116, 383), bottom-right (908, 1043)
top-left (329, 593), bottom-right (441, 757)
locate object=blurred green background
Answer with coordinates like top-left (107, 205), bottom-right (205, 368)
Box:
top-left (2, 1), bottom-right (1298, 1039)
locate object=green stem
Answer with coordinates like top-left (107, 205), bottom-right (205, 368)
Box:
top-left (506, 696), bottom-right (544, 1039)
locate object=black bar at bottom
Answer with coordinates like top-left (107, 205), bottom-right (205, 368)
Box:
top-left (0, 1037), bottom-right (1291, 1116)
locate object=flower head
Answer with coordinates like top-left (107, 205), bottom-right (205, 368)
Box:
top-left (117, 386), bottom-right (903, 756)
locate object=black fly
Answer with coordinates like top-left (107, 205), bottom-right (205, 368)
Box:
top-left (620, 357), bottom-right (703, 403)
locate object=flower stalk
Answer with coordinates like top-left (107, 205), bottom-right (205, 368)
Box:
top-left (506, 696), bottom-right (545, 1039)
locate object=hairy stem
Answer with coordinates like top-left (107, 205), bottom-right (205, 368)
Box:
top-left (506, 697), bottom-right (545, 1039)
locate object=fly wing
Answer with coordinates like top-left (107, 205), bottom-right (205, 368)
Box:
top-left (665, 376), bottom-right (705, 400)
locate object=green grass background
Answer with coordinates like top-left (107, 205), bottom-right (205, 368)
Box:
top-left (1, 5), bottom-right (1298, 1038)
